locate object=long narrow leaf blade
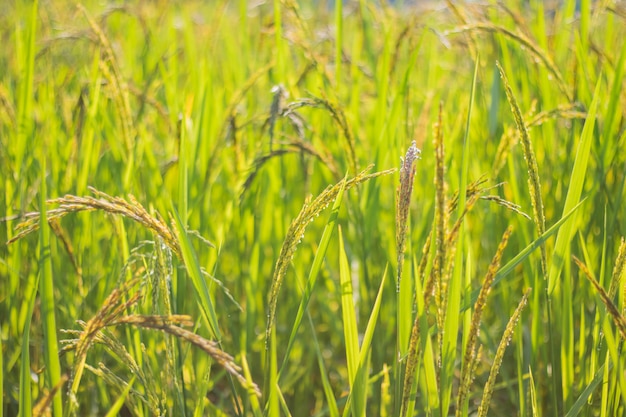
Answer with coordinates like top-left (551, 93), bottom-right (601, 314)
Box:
top-left (548, 78), bottom-right (601, 294)
top-left (342, 266), bottom-right (389, 417)
top-left (171, 207), bottom-right (221, 340)
top-left (38, 161), bottom-right (63, 417)
top-left (104, 376), bottom-right (136, 417)
top-left (339, 227), bottom-right (364, 417)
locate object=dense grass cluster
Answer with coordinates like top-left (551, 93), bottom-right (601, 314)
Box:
top-left (1, 0), bottom-right (625, 416)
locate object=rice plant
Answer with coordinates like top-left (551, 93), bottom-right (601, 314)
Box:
top-left (1, 1), bottom-right (625, 416)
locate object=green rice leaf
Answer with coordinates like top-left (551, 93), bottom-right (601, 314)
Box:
top-left (38, 159), bottom-right (63, 417)
top-left (548, 78), bottom-right (601, 294)
top-left (104, 376), bottom-right (136, 417)
top-left (338, 226), bottom-right (365, 417)
top-left (171, 207), bottom-right (221, 340)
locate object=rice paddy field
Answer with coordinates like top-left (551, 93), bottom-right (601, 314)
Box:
top-left (1, 0), bottom-right (626, 416)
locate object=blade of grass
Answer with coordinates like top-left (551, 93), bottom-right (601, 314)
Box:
top-left (308, 312), bottom-right (340, 417)
top-left (548, 77), bottom-right (601, 294)
top-left (273, 0), bottom-right (286, 81)
top-left (563, 363), bottom-right (609, 417)
top-left (338, 226), bottom-right (365, 417)
top-left (15, 0), bottom-right (37, 179)
top-left (457, 56), bottom-right (479, 220)
top-left (601, 40), bottom-right (625, 164)
top-left (193, 362), bottom-right (212, 417)
top-left (529, 366), bottom-right (539, 417)
top-left (38, 158), bottom-right (63, 417)
top-left (76, 50), bottom-right (102, 195)
top-left (19, 273), bottom-right (38, 417)
top-left (171, 207), bottom-right (221, 340)
top-left (239, 353), bottom-right (263, 417)
top-left (342, 265), bottom-right (389, 417)
top-left (104, 376), bottom-right (136, 417)
top-left (265, 326), bottom-right (279, 417)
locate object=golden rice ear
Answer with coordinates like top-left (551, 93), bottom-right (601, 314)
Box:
top-left (264, 166), bottom-right (394, 347)
top-left (65, 278), bottom-right (142, 415)
top-left (32, 374), bottom-right (69, 417)
top-left (8, 188), bottom-right (182, 260)
top-left (111, 315), bottom-right (262, 398)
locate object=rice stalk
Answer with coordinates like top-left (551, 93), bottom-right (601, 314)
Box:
top-left (433, 102), bottom-right (448, 348)
top-left (399, 238), bottom-right (437, 417)
top-left (497, 62), bottom-right (547, 275)
top-left (496, 2), bottom-right (534, 39)
top-left (264, 166), bottom-right (394, 346)
top-left (456, 226), bottom-right (513, 417)
top-left (446, 178), bottom-right (529, 220)
top-left (394, 139), bottom-right (420, 417)
top-left (442, 194), bottom-right (480, 296)
top-left (89, 327), bottom-right (153, 402)
top-left (573, 256), bottom-right (626, 340)
top-left (399, 175), bottom-right (492, 414)
top-left (400, 106), bottom-right (449, 417)
top-left (477, 287), bottom-right (532, 417)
